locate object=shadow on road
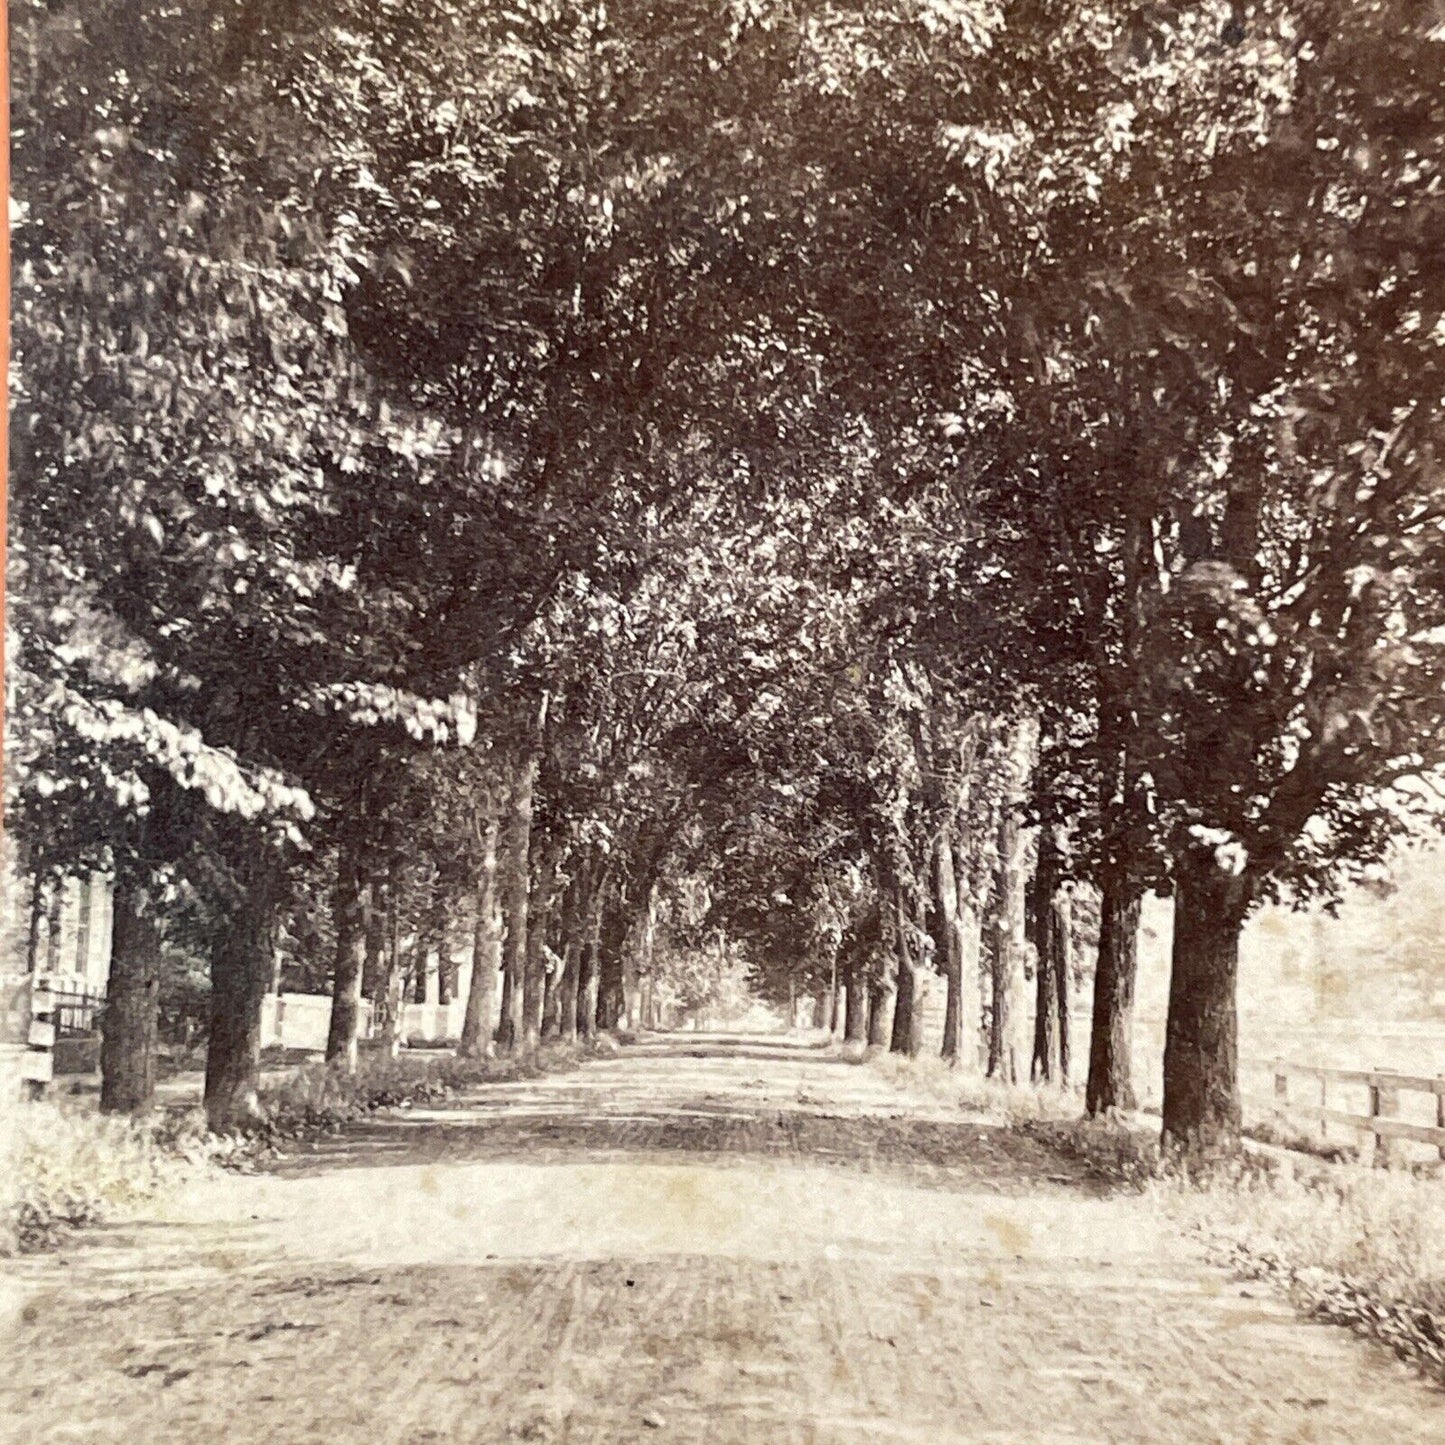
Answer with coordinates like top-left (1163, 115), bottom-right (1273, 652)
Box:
top-left (264, 1032), bottom-right (1108, 1197)
top-left (612, 1030), bottom-right (850, 1067)
top-left (273, 1109), bottom-right (1109, 1196)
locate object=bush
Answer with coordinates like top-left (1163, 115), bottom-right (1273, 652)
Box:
top-left (253, 1040), bottom-right (588, 1139)
top-left (866, 1049), bottom-right (1083, 1128)
top-left (4, 1036), bottom-right (609, 1251)
top-left (0, 1100), bottom-right (229, 1254)
top-left (867, 1048), bottom-right (1445, 1384)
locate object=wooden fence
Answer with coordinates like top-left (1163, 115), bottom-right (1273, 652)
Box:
top-left (1, 973), bottom-right (106, 1095)
top-left (1250, 1058), bottom-right (1445, 1166)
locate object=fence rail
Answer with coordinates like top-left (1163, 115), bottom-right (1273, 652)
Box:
top-left (1247, 1057), bottom-right (1445, 1165)
top-left (1, 974), bottom-right (107, 1092)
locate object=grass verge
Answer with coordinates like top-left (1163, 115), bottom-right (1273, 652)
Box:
top-left (255, 1041), bottom-right (583, 1137)
top-left (866, 1049), bottom-right (1445, 1387)
top-left (0, 1101), bottom-right (233, 1255)
top-left (1156, 1150), bottom-right (1445, 1384)
top-left (3, 1038), bottom-right (608, 1255)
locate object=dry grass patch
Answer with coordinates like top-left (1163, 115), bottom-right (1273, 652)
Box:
top-left (1154, 1151), bottom-right (1445, 1383)
top-left (4, 1037), bottom-right (609, 1253)
top-left (865, 1048), bottom-right (1086, 1126)
top-left (866, 1050), bottom-right (1445, 1383)
top-left (1, 1100), bottom-right (227, 1254)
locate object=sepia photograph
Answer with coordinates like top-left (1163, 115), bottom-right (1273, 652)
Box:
top-left (3, 2), bottom-right (1445, 1439)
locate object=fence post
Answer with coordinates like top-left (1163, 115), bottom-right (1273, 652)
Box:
top-left (1369, 1073), bottom-right (1402, 1169)
top-left (1320, 1071), bottom-right (1328, 1141)
top-left (1273, 1062), bottom-right (1288, 1121)
top-left (22, 980), bottom-right (57, 1099)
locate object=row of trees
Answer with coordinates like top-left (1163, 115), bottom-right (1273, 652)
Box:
top-left (9, 0), bottom-right (1445, 1151)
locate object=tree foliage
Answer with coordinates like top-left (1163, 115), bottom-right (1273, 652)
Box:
top-left (9, 0), bottom-right (1445, 1150)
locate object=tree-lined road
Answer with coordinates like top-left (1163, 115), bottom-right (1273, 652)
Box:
top-left (3, 1037), bottom-right (1436, 1443)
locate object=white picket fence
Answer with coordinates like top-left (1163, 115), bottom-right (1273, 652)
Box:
top-left (1, 970), bottom-right (482, 1097)
top-left (1, 971), bottom-right (107, 1092)
top-left (260, 991), bottom-right (481, 1052)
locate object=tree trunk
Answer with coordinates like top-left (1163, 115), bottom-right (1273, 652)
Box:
top-left (986, 721), bottom-right (1037, 1082)
top-left (437, 917), bottom-right (456, 1006)
top-left (372, 889), bottom-right (402, 1057)
top-left (844, 965), bottom-right (867, 1041)
top-left (496, 941), bottom-right (515, 1046)
top-left (459, 900), bottom-right (499, 1062)
top-left (1030, 830), bottom-right (1064, 1084)
top-left (889, 960), bottom-right (922, 1055)
top-left (325, 847), bottom-right (366, 1071)
top-left (1030, 888), bottom-right (1073, 1085)
top-left (1161, 852), bottom-right (1252, 1154)
top-left (552, 870), bottom-right (584, 1044)
top-left (578, 935), bottom-right (599, 1040)
top-left (886, 872), bottom-right (925, 1056)
top-left (956, 892), bottom-right (984, 1071)
top-left (558, 939), bottom-right (580, 1042)
top-left (866, 977), bottom-right (892, 1048)
top-left (361, 882), bottom-right (385, 1002)
top-left (459, 818), bottom-right (501, 1060)
top-left (204, 863), bottom-right (279, 1132)
top-left (578, 894), bottom-right (603, 1040)
top-left (1056, 886), bottom-right (1073, 1085)
top-left (99, 877), bottom-right (160, 1115)
top-left (629, 890), bottom-right (657, 1031)
top-left (986, 825), bottom-right (1030, 1083)
top-left (541, 959), bottom-right (561, 1039)
top-left (827, 950), bottom-right (841, 1034)
top-left (542, 883), bottom-right (569, 1039)
top-left (496, 754), bottom-right (537, 1053)
top-left (523, 846), bottom-right (555, 1049)
top-left (935, 835), bottom-right (979, 1067)
top-left (596, 898), bottom-right (627, 1031)
top-left (1086, 868), bottom-right (1143, 1114)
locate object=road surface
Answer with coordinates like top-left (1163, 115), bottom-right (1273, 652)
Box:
top-left (3, 1033), bottom-right (1440, 1442)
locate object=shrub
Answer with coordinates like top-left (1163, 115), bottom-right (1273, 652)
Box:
top-left (254, 1041), bottom-right (587, 1139)
top-left (4, 1035), bottom-right (610, 1252)
top-left (866, 1049), bottom-right (1083, 1128)
top-left (1, 1100), bottom-right (224, 1254)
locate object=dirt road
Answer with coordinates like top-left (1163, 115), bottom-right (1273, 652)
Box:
top-left (3, 1034), bottom-right (1440, 1442)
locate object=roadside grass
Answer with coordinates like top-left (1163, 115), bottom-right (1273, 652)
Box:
top-left (1, 1100), bottom-right (229, 1255)
top-left (865, 1048), bottom-right (1085, 1126)
top-left (866, 1048), bottom-right (1445, 1385)
top-left (257, 1041), bottom-right (581, 1133)
top-left (1151, 1148), bottom-right (1445, 1381)
top-left (4, 1038), bottom-right (604, 1255)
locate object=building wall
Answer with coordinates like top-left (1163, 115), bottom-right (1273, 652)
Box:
top-left (1, 836), bottom-right (113, 990)
top-left (260, 954), bottom-right (501, 1052)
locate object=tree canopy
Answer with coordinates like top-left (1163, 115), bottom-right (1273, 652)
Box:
top-left (9, 0), bottom-right (1445, 1150)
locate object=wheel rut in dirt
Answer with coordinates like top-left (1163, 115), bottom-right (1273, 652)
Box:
top-left (3, 1033), bottom-right (1440, 1443)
